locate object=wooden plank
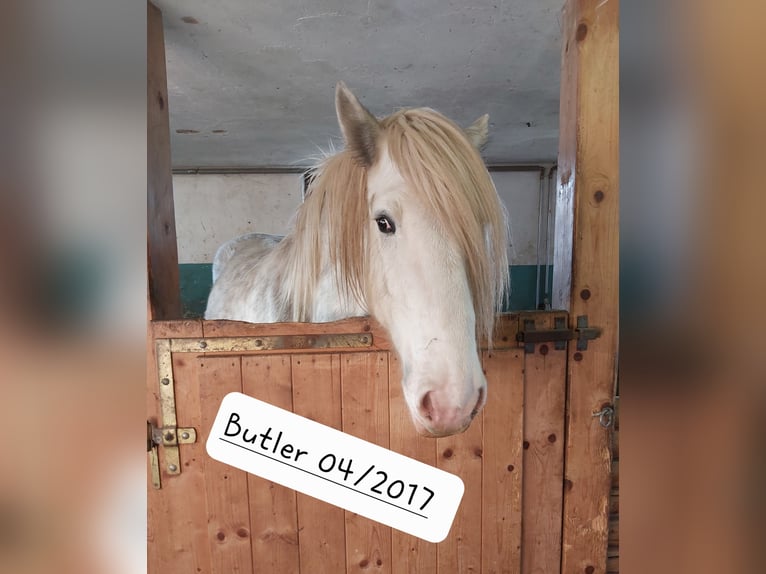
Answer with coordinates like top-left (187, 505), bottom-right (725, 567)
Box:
top-left (291, 354), bottom-right (347, 573)
top-left (481, 349), bottom-right (524, 574)
top-left (152, 319), bottom-right (203, 339)
top-left (148, 351), bottom-right (212, 574)
top-left (198, 356), bottom-right (254, 574)
top-left (147, 316), bottom-right (162, 574)
top-left (388, 354), bottom-right (437, 574)
top-left (555, 1), bottom-right (620, 573)
top-left (436, 412), bottom-right (483, 573)
top-left (488, 313), bottom-right (520, 349)
top-left (551, 0), bottom-right (577, 311)
top-left (519, 312), bottom-right (567, 574)
top-left (147, 2), bottom-right (181, 320)
top-left (341, 352), bottom-right (392, 573)
top-left (242, 355), bottom-right (301, 573)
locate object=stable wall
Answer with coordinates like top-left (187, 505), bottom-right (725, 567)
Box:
top-left (173, 169), bottom-right (555, 316)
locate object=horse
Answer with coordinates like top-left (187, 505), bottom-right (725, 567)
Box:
top-left (205, 82), bottom-right (509, 437)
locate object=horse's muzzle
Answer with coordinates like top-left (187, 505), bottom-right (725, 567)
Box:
top-left (413, 386), bottom-right (485, 438)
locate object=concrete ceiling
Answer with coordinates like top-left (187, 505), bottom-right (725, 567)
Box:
top-left (156, 0), bottom-right (562, 169)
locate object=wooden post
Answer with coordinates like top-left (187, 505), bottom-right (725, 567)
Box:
top-left (147, 2), bottom-right (181, 320)
top-left (553, 1), bottom-right (619, 573)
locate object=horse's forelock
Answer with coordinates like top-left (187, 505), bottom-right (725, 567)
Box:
top-left (381, 108), bottom-right (510, 343)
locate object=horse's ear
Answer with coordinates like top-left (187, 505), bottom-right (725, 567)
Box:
top-left (465, 114), bottom-right (490, 149)
top-left (335, 81), bottom-right (380, 167)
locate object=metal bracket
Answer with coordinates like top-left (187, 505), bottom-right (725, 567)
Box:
top-left (168, 332), bottom-right (372, 353)
top-left (147, 419), bottom-right (197, 489)
top-left (517, 315), bottom-right (602, 353)
top-left (150, 338), bottom-right (198, 489)
top-left (147, 421), bottom-right (161, 489)
top-left (574, 315), bottom-right (602, 351)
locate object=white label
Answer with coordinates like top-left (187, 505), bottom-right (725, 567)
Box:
top-left (206, 392), bottom-right (464, 543)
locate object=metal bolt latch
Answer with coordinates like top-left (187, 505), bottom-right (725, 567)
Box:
top-left (517, 315), bottom-right (601, 353)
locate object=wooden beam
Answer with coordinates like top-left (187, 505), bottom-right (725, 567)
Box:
top-left (147, 2), bottom-right (181, 320)
top-left (554, 1), bottom-right (619, 573)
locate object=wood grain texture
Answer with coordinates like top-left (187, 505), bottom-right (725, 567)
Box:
top-left (388, 354), bottom-right (437, 574)
top-left (148, 349), bottom-right (212, 573)
top-left (152, 319), bottom-right (203, 339)
top-left (556, 1), bottom-right (620, 573)
top-left (148, 314), bottom-right (572, 573)
top-left (520, 312), bottom-right (567, 574)
top-left (242, 355), bottom-right (301, 573)
top-left (147, 2), bottom-right (181, 320)
top-left (341, 352), bottom-right (392, 573)
top-left (481, 349), bottom-right (524, 574)
top-left (437, 412), bottom-right (484, 573)
top-left (198, 356), bottom-right (254, 574)
top-left (608, 395), bottom-right (619, 573)
top-left (291, 354), bottom-right (347, 573)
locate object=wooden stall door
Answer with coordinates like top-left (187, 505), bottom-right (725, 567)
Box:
top-left (148, 313), bottom-right (568, 574)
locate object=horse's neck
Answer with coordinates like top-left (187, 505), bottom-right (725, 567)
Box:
top-left (311, 268), bottom-right (367, 322)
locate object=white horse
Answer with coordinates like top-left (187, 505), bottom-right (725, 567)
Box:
top-left (206, 82), bottom-right (509, 437)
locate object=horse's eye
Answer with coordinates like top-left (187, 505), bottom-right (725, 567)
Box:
top-left (375, 216), bottom-right (396, 235)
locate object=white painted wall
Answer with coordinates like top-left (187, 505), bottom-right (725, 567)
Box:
top-left (173, 173), bottom-right (303, 264)
top-left (491, 170), bottom-right (548, 266)
top-left (173, 170), bottom-right (554, 266)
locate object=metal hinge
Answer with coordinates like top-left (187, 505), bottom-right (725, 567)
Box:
top-left (517, 315), bottom-right (602, 353)
top-left (149, 338), bottom-right (198, 489)
top-left (147, 420), bottom-right (197, 489)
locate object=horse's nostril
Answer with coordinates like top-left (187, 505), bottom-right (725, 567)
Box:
top-left (420, 391), bottom-right (434, 421)
top-left (470, 387), bottom-right (485, 419)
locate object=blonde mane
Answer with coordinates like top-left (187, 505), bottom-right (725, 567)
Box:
top-left (283, 107), bottom-right (509, 341)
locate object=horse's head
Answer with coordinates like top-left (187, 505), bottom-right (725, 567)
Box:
top-left (334, 82), bottom-right (509, 437)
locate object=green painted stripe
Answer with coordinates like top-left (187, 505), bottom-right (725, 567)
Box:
top-left (179, 263), bottom-right (214, 318)
top-left (179, 263), bottom-right (554, 318)
top-left (507, 265), bottom-right (555, 312)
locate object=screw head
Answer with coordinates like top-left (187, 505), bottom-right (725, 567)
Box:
top-left (168, 464), bottom-right (178, 472)
top-left (181, 432), bottom-right (190, 440)
top-left (161, 378), bottom-right (170, 385)
top-left (199, 341), bottom-right (207, 349)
